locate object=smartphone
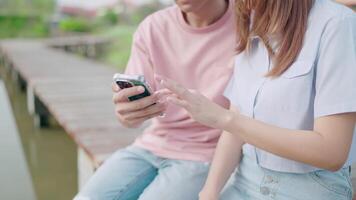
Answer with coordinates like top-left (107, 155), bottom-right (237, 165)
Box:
top-left (113, 73), bottom-right (151, 101)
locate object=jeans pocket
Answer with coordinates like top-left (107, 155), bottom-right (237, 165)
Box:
top-left (308, 168), bottom-right (353, 198)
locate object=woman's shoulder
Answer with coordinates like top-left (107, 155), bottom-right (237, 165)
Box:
top-left (300, 0), bottom-right (355, 60)
top-left (312, 0), bottom-right (355, 24)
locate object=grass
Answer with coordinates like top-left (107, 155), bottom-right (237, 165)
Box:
top-left (0, 15), bottom-right (49, 38)
top-left (0, 0), bottom-right (53, 38)
top-left (0, 0), bottom-right (54, 15)
top-left (0, 0), bottom-right (138, 70)
top-left (96, 25), bottom-right (137, 71)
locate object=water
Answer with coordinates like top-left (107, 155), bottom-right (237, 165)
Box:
top-left (0, 68), bottom-right (78, 200)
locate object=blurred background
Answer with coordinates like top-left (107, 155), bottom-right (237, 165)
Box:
top-left (0, 1), bottom-right (354, 200)
top-left (0, 0), bottom-right (173, 69)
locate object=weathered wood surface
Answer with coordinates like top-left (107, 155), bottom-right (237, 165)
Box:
top-left (45, 35), bottom-right (110, 59)
top-left (0, 39), bottom-right (142, 167)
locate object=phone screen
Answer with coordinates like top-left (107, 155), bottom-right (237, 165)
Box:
top-left (116, 80), bottom-right (151, 101)
top-left (116, 81), bottom-right (134, 89)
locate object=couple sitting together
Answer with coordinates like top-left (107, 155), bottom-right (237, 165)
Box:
top-left (75, 0), bottom-right (356, 199)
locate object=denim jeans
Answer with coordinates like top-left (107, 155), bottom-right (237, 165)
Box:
top-left (221, 153), bottom-right (354, 200)
top-left (73, 146), bottom-right (210, 200)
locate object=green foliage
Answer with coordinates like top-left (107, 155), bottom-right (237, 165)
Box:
top-left (0, 0), bottom-right (53, 38)
top-left (59, 18), bottom-right (93, 33)
top-left (0, 15), bottom-right (49, 38)
top-left (0, 0), bottom-right (54, 15)
top-left (100, 9), bottom-right (119, 25)
top-left (130, 4), bottom-right (161, 25)
top-left (97, 25), bottom-right (136, 71)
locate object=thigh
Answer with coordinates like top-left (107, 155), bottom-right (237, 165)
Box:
top-left (138, 160), bottom-right (210, 200)
top-left (74, 146), bottom-right (158, 200)
top-left (220, 170), bottom-right (265, 200)
top-left (221, 155), bottom-right (353, 200)
top-left (220, 175), bottom-right (248, 200)
top-left (276, 168), bottom-right (353, 200)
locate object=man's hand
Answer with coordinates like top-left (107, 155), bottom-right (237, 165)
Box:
top-left (112, 83), bottom-right (166, 128)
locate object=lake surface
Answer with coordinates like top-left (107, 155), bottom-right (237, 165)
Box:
top-left (0, 68), bottom-right (78, 200)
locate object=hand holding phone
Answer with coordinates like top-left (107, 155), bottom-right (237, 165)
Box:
top-left (112, 73), bottom-right (166, 128)
top-left (113, 73), bottom-right (152, 101)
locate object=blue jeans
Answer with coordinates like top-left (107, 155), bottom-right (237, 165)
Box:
top-left (221, 153), bottom-right (353, 200)
top-left (74, 146), bottom-right (210, 200)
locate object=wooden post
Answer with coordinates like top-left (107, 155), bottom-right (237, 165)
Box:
top-left (86, 44), bottom-right (97, 59)
top-left (3, 56), bottom-right (12, 73)
top-left (78, 148), bottom-right (96, 189)
top-left (77, 45), bottom-right (86, 57)
top-left (33, 95), bottom-right (50, 127)
top-left (18, 74), bottom-right (26, 92)
top-left (27, 86), bottom-right (35, 115)
top-left (0, 53), bottom-right (4, 67)
top-left (11, 67), bottom-right (19, 83)
top-left (10, 68), bottom-right (26, 92)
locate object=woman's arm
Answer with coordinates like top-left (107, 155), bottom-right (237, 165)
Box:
top-left (224, 111), bottom-right (356, 171)
top-left (200, 110), bottom-right (244, 199)
top-left (335, 0), bottom-right (356, 6)
top-left (157, 76), bottom-right (356, 172)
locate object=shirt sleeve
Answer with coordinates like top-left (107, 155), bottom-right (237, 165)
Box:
top-left (314, 14), bottom-right (356, 118)
top-left (223, 73), bottom-right (235, 99)
top-left (124, 21), bottom-right (156, 91)
top-left (223, 65), bottom-right (239, 107)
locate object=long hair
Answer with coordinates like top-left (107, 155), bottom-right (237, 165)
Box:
top-left (236, 0), bottom-right (315, 77)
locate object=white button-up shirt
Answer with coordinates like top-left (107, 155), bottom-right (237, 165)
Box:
top-left (224, 0), bottom-right (356, 173)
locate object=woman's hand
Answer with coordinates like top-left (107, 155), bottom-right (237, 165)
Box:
top-left (155, 75), bottom-right (234, 130)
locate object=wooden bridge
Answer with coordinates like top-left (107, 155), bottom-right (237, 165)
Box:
top-left (0, 37), bottom-right (144, 188)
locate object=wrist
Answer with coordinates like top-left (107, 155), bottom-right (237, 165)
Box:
top-left (219, 109), bottom-right (240, 132)
top-left (200, 185), bottom-right (220, 196)
top-left (201, 180), bottom-right (223, 195)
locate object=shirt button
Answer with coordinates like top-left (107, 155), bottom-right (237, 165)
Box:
top-left (260, 186), bottom-right (270, 195)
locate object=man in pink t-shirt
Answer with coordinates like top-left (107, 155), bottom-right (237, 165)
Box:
top-left (74, 0), bottom-right (235, 199)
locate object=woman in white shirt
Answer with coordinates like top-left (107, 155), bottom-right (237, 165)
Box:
top-left (156, 0), bottom-right (356, 199)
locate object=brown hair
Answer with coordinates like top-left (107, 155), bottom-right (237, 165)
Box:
top-left (236, 0), bottom-right (315, 77)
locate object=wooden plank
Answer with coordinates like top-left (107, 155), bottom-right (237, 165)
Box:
top-left (45, 35), bottom-right (110, 48)
top-left (0, 39), bottom-right (138, 170)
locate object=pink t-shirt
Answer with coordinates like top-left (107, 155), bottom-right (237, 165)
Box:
top-left (125, 1), bottom-right (236, 162)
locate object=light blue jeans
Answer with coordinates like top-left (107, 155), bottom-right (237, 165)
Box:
top-left (74, 146), bottom-right (210, 200)
top-left (221, 153), bottom-right (354, 200)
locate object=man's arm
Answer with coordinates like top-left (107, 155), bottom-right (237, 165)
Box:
top-left (112, 22), bottom-right (166, 128)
